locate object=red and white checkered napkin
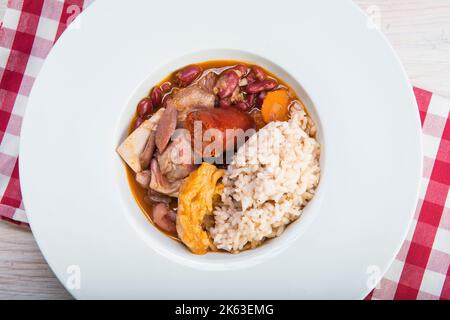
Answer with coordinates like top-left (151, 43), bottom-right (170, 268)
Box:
top-left (366, 89), bottom-right (450, 300)
top-left (0, 0), bottom-right (448, 300)
top-left (0, 0), bottom-right (91, 225)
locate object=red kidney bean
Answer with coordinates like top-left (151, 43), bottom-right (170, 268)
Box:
top-left (137, 97), bottom-right (153, 117)
top-left (256, 91), bottom-right (267, 108)
top-left (232, 64), bottom-right (249, 77)
top-left (219, 97), bottom-right (232, 108)
top-left (250, 66), bottom-right (267, 81)
top-left (150, 87), bottom-right (162, 107)
top-left (246, 73), bottom-right (257, 85)
top-left (215, 70), bottom-right (239, 99)
top-left (160, 82), bottom-right (172, 93)
top-left (245, 93), bottom-right (256, 108)
top-left (174, 65), bottom-right (202, 87)
top-left (234, 101), bottom-right (250, 111)
top-left (134, 117), bottom-right (144, 129)
top-left (245, 79), bottom-right (277, 94)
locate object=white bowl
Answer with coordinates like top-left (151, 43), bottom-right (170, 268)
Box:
top-left (115, 49), bottom-right (326, 270)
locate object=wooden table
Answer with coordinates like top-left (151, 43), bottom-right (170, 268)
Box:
top-left (0, 0), bottom-right (449, 299)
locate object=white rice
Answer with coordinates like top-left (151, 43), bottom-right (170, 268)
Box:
top-left (210, 108), bottom-right (321, 253)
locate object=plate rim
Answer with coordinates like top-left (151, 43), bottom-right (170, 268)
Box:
top-left (19, 0), bottom-right (423, 299)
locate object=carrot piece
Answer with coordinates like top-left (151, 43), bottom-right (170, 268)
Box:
top-left (261, 89), bottom-right (290, 123)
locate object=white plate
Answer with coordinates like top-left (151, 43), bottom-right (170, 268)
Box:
top-left (20, 0), bottom-right (422, 299)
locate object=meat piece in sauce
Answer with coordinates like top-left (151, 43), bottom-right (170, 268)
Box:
top-left (145, 189), bottom-right (172, 205)
top-left (117, 108), bottom-right (165, 173)
top-left (155, 104), bottom-right (177, 153)
top-left (196, 71), bottom-right (218, 94)
top-left (152, 203), bottom-right (176, 234)
top-left (157, 131), bottom-right (196, 182)
top-left (149, 159), bottom-right (183, 197)
top-left (135, 170), bottom-right (151, 189)
top-left (164, 86), bottom-right (216, 124)
top-left (139, 130), bottom-right (156, 170)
